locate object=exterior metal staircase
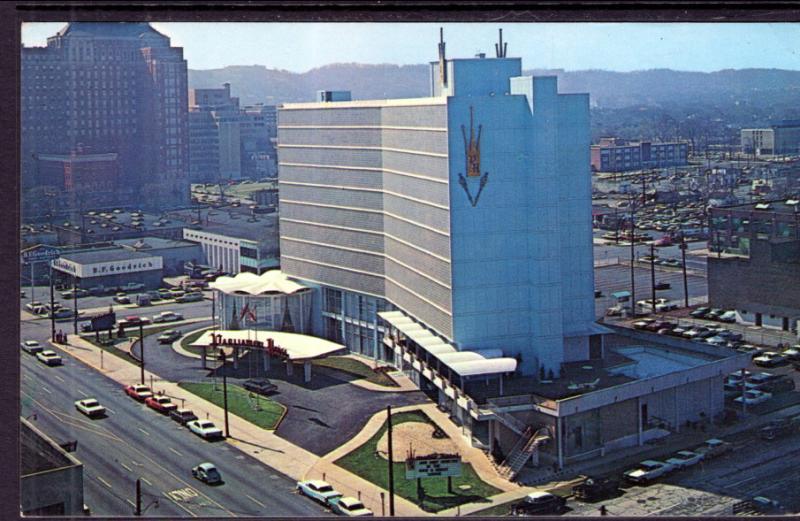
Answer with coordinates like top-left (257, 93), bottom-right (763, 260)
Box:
top-left (497, 426), bottom-right (552, 480)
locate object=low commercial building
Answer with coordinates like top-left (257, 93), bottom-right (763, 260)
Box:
top-left (591, 137), bottom-right (689, 173)
top-left (741, 128), bottom-right (775, 156)
top-left (708, 199), bottom-right (800, 332)
top-left (21, 418), bottom-right (85, 516)
top-left (741, 121), bottom-right (800, 157)
top-left (52, 249), bottom-right (163, 291)
top-left (178, 207), bottom-right (279, 274)
top-left (115, 236), bottom-right (203, 276)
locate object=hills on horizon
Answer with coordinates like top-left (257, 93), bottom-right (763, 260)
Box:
top-left (189, 62), bottom-right (800, 110)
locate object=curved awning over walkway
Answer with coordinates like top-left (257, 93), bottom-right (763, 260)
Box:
top-left (210, 270), bottom-right (309, 296)
top-left (190, 329), bottom-right (345, 361)
top-left (378, 311), bottom-right (517, 377)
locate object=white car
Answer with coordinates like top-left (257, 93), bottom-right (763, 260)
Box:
top-left (36, 350), bottom-right (63, 366)
top-left (623, 460), bottom-right (675, 484)
top-left (297, 480), bottom-right (343, 505)
top-left (187, 419), bottom-right (224, 440)
top-left (734, 390), bottom-right (772, 406)
top-left (75, 398), bottom-right (106, 418)
top-left (330, 497), bottom-right (373, 517)
top-left (152, 311), bottom-right (184, 323)
top-left (665, 450), bottom-right (704, 469)
top-left (753, 352), bottom-right (785, 367)
top-left (21, 340), bottom-right (43, 354)
top-left (192, 462), bottom-right (222, 484)
top-left (694, 438), bottom-right (732, 459)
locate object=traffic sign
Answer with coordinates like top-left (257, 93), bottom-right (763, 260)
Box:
top-left (21, 245), bottom-right (60, 264)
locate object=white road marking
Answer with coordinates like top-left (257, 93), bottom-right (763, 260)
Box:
top-left (141, 476), bottom-right (152, 486)
top-left (162, 491), bottom-right (198, 517)
top-left (105, 407), bottom-right (116, 414)
top-left (121, 463), bottom-right (132, 472)
top-left (131, 460), bottom-right (143, 467)
top-left (169, 447), bottom-right (182, 457)
top-left (41, 386), bottom-right (52, 394)
top-left (246, 494), bottom-right (265, 507)
top-left (137, 427), bottom-right (150, 436)
top-left (77, 388), bottom-right (86, 395)
top-left (52, 374), bottom-right (65, 383)
top-left (97, 476), bottom-right (113, 489)
top-left (126, 499), bottom-right (135, 508)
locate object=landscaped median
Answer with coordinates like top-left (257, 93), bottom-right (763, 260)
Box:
top-left (82, 323), bottom-right (189, 362)
top-left (334, 409), bottom-right (501, 513)
top-left (312, 356), bottom-right (398, 387)
top-left (178, 381), bottom-right (286, 430)
top-left (179, 327), bottom-right (212, 356)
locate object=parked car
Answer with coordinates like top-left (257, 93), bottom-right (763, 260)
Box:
top-left (633, 318), bottom-right (656, 330)
top-left (781, 347), bottom-right (800, 362)
top-left (125, 384), bottom-right (153, 402)
top-left (759, 418), bottom-right (799, 441)
top-left (683, 327), bottom-right (710, 339)
top-left (50, 308), bottom-right (75, 320)
top-left (36, 350), bottom-right (63, 366)
top-left (158, 330), bottom-right (182, 344)
top-left (665, 450), bottom-right (704, 469)
top-left (170, 408), bottom-right (198, 425)
top-left (176, 292), bottom-right (204, 303)
top-left (153, 311), bottom-right (184, 323)
top-left (718, 310), bottom-right (737, 323)
top-left (192, 462), bottom-right (223, 485)
top-left (297, 480), bottom-right (343, 506)
top-left (573, 477), bottom-right (618, 502)
top-left (511, 491), bottom-right (567, 515)
top-left (187, 419), bottom-right (224, 440)
top-left (690, 307), bottom-right (711, 319)
top-left (119, 316), bottom-right (152, 328)
top-left (705, 335), bottom-right (728, 347)
top-left (753, 352), bottom-right (786, 368)
top-left (733, 390), bottom-right (772, 406)
top-left (25, 301), bottom-right (45, 313)
top-left (705, 308), bottom-right (724, 320)
top-left (654, 281), bottom-right (671, 290)
top-left (60, 289), bottom-right (89, 299)
top-left (623, 460), bottom-right (675, 484)
top-left (75, 398), bottom-right (106, 418)
top-left (694, 438), bottom-right (732, 459)
top-left (330, 497), bottom-right (374, 517)
top-left (243, 378), bottom-right (278, 396)
top-left (113, 293), bottom-right (131, 304)
top-left (759, 376), bottom-right (795, 394)
top-left (145, 395), bottom-right (178, 414)
top-left (645, 320), bottom-right (674, 333)
top-left (20, 340), bottom-right (43, 354)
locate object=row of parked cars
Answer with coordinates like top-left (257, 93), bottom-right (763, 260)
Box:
top-left (21, 340), bottom-right (63, 365)
top-left (296, 480), bottom-right (374, 516)
top-left (622, 438), bottom-right (731, 485)
top-left (689, 307), bottom-right (737, 323)
top-left (632, 318), bottom-right (743, 347)
top-left (114, 287), bottom-right (204, 306)
top-left (724, 370), bottom-right (796, 406)
top-left (122, 384), bottom-right (224, 439)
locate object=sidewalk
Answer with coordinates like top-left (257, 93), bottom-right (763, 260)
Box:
top-left (56, 334), bottom-right (436, 516)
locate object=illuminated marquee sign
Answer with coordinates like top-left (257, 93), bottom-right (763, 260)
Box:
top-left (210, 334), bottom-right (289, 358)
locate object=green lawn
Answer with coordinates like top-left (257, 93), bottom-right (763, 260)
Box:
top-left (82, 324), bottom-right (190, 362)
top-left (335, 410), bottom-right (501, 512)
top-left (178, 382), bottom-right (285, 430)
top-left (312, 356), bottom-right (398, 387)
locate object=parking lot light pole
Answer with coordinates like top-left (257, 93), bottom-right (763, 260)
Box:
top-left (650, 242), bottom-right (656, 315)
top-left (387, 405), bottom-right (395, 516)
top-left (49, 264), bottom-right (56, 342)
top-left (73, 275), bottom-right (79, 335)
top-left (680, 236), bottom-right (689, 308)
top-left (139, 322), bottom-right (145, 385)
top-left (219, 349), bottom-right (230, 438)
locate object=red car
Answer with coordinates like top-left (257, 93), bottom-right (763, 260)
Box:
top-left (145, 395), bottom-right (178, 414)
top-left (125, 384), bottom-right (153, 401)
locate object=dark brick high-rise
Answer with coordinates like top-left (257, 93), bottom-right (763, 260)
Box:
top-left (21, 22), bottom-right (189, 218)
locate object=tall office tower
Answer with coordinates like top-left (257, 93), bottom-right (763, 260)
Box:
top-left (21, 22), bottom-right (189, 217)
top-left (278, 34), bottom-right (598, 377)
top-left (189, 83), bottom-right (241, 181)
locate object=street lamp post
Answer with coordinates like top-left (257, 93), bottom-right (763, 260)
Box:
top-left (218, 349), bottom-right (230, 438)
top-left (49, 263), bottom-right (56, 342)
top-left (680, 235), bottom-right (689, 308)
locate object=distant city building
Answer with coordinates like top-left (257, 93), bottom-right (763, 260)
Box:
top-left (188, 83), bottom-right (277, 183)
top-left (21, 418), bottom-right (85, 516)
top-left (708, 199), bottom-right (800, 332)
top-left (316, 90), bottom-right (352, 102)
top-left (740, 121), bottom-right (800, 157)
top-left (591, 137), bottom-right (689, 172)
top-left (741, 128), bottom-right (775, 156)
top-left (35, 146), bottom-right (119, 208)
top-left (21, 22), bottom-right (190, 217)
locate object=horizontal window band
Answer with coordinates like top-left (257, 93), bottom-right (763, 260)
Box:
top-left (278, 143), bottom-right (448, 159)
top-left (280, 180), bottom-right (449, 211)
top-left (279, 161), bottom-right (448, 185)
top-left (278, 124), bottom-right (447, 132)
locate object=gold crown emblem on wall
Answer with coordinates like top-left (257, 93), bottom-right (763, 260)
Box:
top-left (458, 106), bottom-right (490, 207)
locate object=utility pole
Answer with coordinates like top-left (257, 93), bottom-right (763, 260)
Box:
top-left (135, 478), bottom-right (141, 516)
top-left (650, 242), bottom-right (657, 315)
top-left (629, 196), bottom-right (637, 318)
top-left (49, 263), bottom-right (56, 342)
top-left (387, 405), bottom-right (395, 516)
top-left (680, 235), bottom-right (689, 308)
top-left (72, 275), bottom-right (79, 335)
top-left (139, 322), bottom-right (145, 385)
top-left (219, 349), bottom-right (230, 438)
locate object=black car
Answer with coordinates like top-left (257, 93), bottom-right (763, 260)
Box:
top-left (170, 408), bottom-right (199, 425)
top-left (574, 477), bottom-right (619, 502)
top-left (654, 281), bottom-right (671, 291)
top-left (512, 492), bottom-right (566, 516)
top-left (690, 307), bottom-right (711, 319)
top-left (242, 378), bottom-right (278, 396)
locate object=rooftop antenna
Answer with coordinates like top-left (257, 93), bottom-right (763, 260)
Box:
top-left (438, 27), bottom-right (448, 86)
top-left (495, 28), bottom-right (507, 58)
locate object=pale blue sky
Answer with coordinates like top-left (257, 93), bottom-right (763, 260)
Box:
top-left (21, 22), bottom-right (800, 73)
